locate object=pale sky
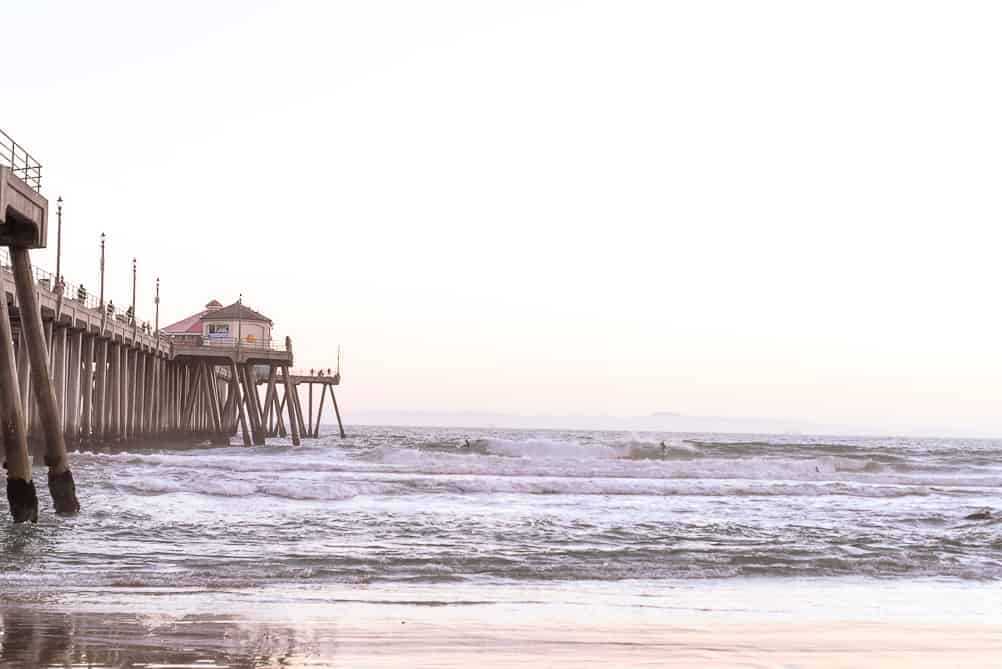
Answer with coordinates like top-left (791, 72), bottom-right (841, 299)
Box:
top-left (5, 1), bottom-right (1002, 434)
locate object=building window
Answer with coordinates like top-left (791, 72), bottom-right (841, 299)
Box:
top-left (208, 323), bottom-right (230, 340)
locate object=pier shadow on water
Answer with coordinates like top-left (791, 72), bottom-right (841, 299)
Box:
top-left (0, 608), bottom-right (332, 668)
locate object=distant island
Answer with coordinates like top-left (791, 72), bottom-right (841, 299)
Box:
top-left (347, 409), bottom-right (995, 438)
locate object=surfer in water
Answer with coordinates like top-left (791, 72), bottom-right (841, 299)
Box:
top-left (660, 441), bottom-right (667, 457)
top-left (463, 439), bottom-right (471, 449)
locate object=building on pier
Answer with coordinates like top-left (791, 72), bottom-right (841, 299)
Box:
top-left (162, 299), bottom-right (274, 347)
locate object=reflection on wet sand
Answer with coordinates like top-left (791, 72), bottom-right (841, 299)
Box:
top-left (0, 609), bottom-right (330, 668)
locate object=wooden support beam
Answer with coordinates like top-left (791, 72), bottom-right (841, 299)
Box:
top-left (308, 382), bottom-right (313, 437)
top-left (0, 266), bottom-right (37, 522)
top-left (10, 247), bottom-right (79, 513)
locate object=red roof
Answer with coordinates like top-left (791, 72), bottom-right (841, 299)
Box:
top-left (201, 302), bottom-right (272, 325)
top-left (164, 299), bottom-right (273, 334)
top-left (163, 309), bottom-right (208, 334)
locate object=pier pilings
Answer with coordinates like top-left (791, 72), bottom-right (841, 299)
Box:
top-left (0, 270), bottom-right (37, 522)
top-left (10, 247), bottom-right (79, 514)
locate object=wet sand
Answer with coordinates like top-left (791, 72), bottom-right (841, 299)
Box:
top-left (2, 579), bottom-right (1000, 667)
top-left (1, 604), bottom-right (1000, 668)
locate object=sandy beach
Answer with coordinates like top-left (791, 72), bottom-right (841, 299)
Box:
top-left (3, 579), bottom-right (1001, 667)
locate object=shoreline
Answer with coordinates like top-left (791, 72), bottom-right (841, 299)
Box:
top-left (1, 578), bottom-right (1000, 667)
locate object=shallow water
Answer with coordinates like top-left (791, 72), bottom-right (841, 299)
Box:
top-left (2, 426), bottom-right (1001, 665)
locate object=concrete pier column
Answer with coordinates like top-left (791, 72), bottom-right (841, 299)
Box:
top-left (260, 367), bottom-right (275, 436)
top-left (120, 345), bottom-right (130, 440)
top-left (44, 319), bottom-right (53, 371)
top-left (170, 360), bottom-right (178, 434)
top-left (239, 363), bottom-right (264, 445)
top-left (65, 329), bottom-right (82, 444)
top-left (164, 360), bottom-right (173, 435)
top-left (221, 374), bottom-right (236, 435)
top-left (16, 330), bottom-right (30, 423)
top-left (145, 355), bottom-right (156, 438)
top-left (307, 382), bottom-right (313, 437)
top-left (275, 392), bottom-right (288, 437)
top-left (210, 366), bottom-right (227, 441)
top-left (180, 363), bottom-right (200, 431)
top-left (149, 355), bottom-right (158, 435)
top-left (280, 365), bottom-right (300, 446)
top-left (52, 326), bottom-right (66, 425)
top-left (313, 384), bottom-right (329, 438)
top-left (123, 347), bottom-right (134, 440)
top-left (81, 334), bottom-right (95, 441)
top-left (9, 248), bottom-right (79, 513)
top-left (135, 351), bottom-right (146, 438)
top-left (330, 389), bottom-right (346, 439)
top-left (0, 269), bottom-right (37, 522)
top-left (228, 361), bottom-right (251, 447)
top-left (293, 382), bottom-right (308, 438)
top-left (146, 353), bottom-right (154, 435)
top-left (200, 362), bottom-right (223, 442)
top-left (175, 362), bottom-right (183, 434)
top-left (108, 342), bottom-right (121, 440)
top-left (171, 362), bottom-right (180, 434)
top-left (93, 338), bottom-right (107, 441)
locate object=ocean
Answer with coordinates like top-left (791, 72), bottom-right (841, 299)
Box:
top-left (1, 425), bottom-right (1001, 667)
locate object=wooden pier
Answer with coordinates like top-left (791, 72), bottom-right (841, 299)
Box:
top-left (0, 128), bottom-right (345, 523)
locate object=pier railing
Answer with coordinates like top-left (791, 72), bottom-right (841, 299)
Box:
top-left (0, 128), bottom-right (42, 192)
top-left (171, 334), bottom-right (288, 352)
top-left (290, 367), bottom-right (340, 377)
top-left (0, 247), bottom-right (160, 334)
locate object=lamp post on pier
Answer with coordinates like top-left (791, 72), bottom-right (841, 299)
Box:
top-left (55, 196), bottom-right (63, 318)
top-left (131, 257), bottom-right (137, 338)
top-left (237, 293), bottom-right (243, 349)
top-left (99, 233), bottom-right (106, 330)
top-left (154, 277), bottom-right (160, 336)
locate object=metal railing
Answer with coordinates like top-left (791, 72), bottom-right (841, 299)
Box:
top-left (171, 334), bottom-right (290, 353)
top-left (0, 128), bottom-right (42, 192)
top-left (0, 247), bottom-right (162, 341)
top-left (290, 367), bottom-right (338, 377)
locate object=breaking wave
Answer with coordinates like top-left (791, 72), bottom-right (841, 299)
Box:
top-left (36, 427), bottom-right (1002, 585)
